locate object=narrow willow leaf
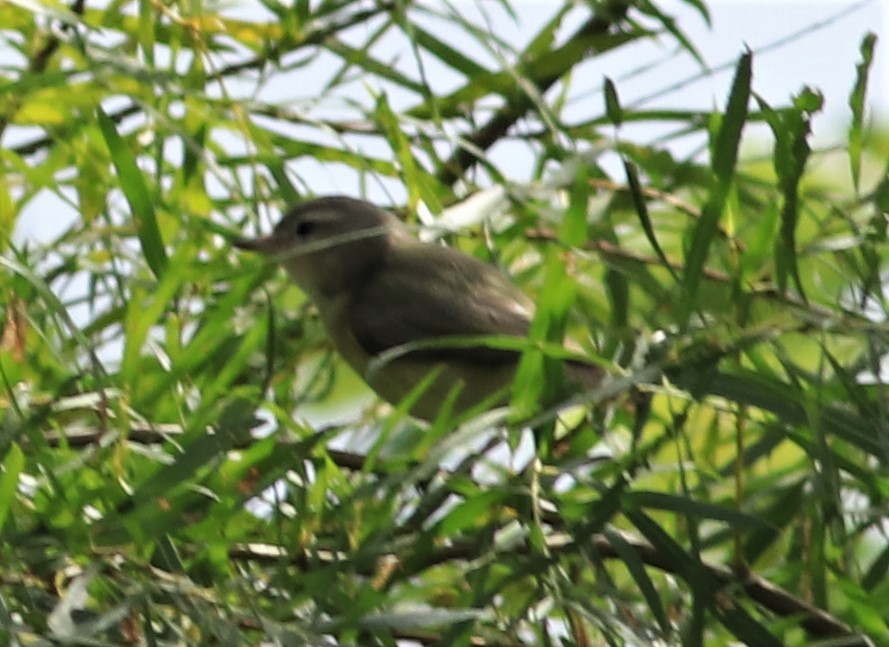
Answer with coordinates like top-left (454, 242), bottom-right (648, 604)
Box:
top-left (374, 93), bottom-right (425, 205)
top-left (266, 162), bottom-right (299, 207)
top-left (603, 528), bottom-right (670, 633)
top-left (740, 479), bottom-right (805, 564)
top-left (181, 121), bottom-right (206, 185)
top-left (121, 270), bottom-right (184, 384)
top-left (409, 24), bottom-right (490, 78)
top-left (563, 163), bottom-right (590, 246)
top-left (241, 118), bottom-right (300, 205)
top-left (679, 0), bottom-right (711, 25)
top-left (863, 543), bottom-right (889, 591)
top-left (96, 107), bottom-right (168, 280)
top-left (848, 32), bottom-right (877, 192)
top-left (512, 250), bottom-right (575, 421)
top-left (715, 602), bottom-right (783, 646)
top-left (326, 40), bottom-right (425, 95)
top-left (681, 51), bottom-right (751, 324)
top-left (624, 508), bottom-right (699, 579)
top-left (629, 491), bottom-right (773, 530)
top-left (263, 136), bottom-right (399, 178)
top-left (712, 51), bottom-right (751, 184)
top-left (604, 77), bottom-right (622, 126)
top-left (604, 264), bottom-right (630, 330)
top-left (436, 490), bottom-right (505, 536)
top-left (623, 159), bottom-right (674, 278)
top-left (0, 443), bottom-right (23, 532)
top-left (0, 176), bottom-right (14, 252)
top-left (755, 87), bottom-right (822, 296)
top-left (636, 2), bottom-right (706, 67)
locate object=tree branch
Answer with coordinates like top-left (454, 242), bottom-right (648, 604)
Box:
top-left (437, 1), bottom-right (632, 187)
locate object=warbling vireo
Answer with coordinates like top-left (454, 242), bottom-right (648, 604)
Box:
top-left (234, 196), bottom-right (604, 420)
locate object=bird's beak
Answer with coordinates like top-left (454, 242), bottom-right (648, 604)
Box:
top-left (232, 233), bottom-right (286, 255)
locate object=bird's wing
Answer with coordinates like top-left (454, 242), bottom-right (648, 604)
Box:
top-left (348, 244), bottom-right (532, 364)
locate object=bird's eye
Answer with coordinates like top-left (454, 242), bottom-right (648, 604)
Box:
top-left (295, 220), bottom-right (315, 237)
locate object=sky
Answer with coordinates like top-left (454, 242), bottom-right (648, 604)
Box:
top-left (644, 0), bottom-right (887, 130)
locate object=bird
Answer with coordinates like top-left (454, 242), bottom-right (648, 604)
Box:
top-left (234, 196), bottom-right (604, 420)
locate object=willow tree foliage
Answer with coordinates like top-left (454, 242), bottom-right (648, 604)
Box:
top-left (1, 1), bottom-right (887, 644)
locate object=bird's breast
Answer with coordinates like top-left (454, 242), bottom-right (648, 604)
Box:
top-left (312, 293), bottom-right (516, 419)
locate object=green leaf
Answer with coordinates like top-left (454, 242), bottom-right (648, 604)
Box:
top-left (374, 93), bottom-right (428, 206)
top-left (848, 32), bottom-right (877, 192)
top-left (562, 163), bottom-right (589, 246)
top-left (623, 158), bottom-right (674, 279)
top-left (716, 602), bottom-right (783, 646)
top-left (863, 542), bottom-right (889, 591)
top-left (711, 51), bottom-right (752, 184)
top-left (604, 77), bottom-right (622, 126)
top-left (755, 86), bottom-right (822, 296)
top-left (408, 24), bottom-right (491, 79)
top-left (636, 2), bottom-right (707, 68)
top-left (603, 528), bottom-right (670, 633)
top-left (512, 249), bottom-right (577, 421)
top-left (681, 51), bottom-right (751, 324)
top-left (0, 443), bottom-right (23, 532)
top-left (628, 490), bottom-right (773, 530)
top-left (96, 107), bottom-right (168, 280)
top-left (0, 175), bottom-right (15, 252)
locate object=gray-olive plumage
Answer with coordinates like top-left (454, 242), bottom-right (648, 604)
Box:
top-left (235, 196), bottom-right (603, 419)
